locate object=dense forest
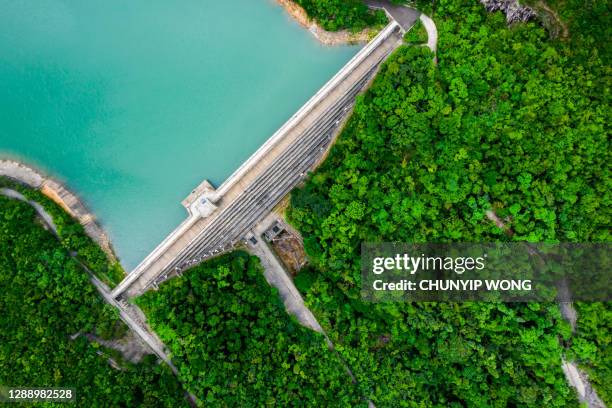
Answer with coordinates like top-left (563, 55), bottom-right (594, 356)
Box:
top-left (0, 0), bottom-right (608, 406)
top-left (288, 0), bottom-right (610, 405)
top-left (294, 0), bottom-right (387, 31)
top-left (0, 193), bottom-right (187, 406)
top-left (136, 251), bottom-right (365, 407)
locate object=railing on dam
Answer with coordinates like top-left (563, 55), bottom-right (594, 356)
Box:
top-left (212, 20), bottom-right (400, 199)
top-left (111, 20), bottom-right (403, 299)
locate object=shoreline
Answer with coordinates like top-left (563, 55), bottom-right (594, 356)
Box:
top-left (0, 158), bottom-right (116, 261)
top-left (275, 0), bottom-right (376, 45)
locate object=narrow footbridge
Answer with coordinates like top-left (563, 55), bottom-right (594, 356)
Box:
top-left (112, 16), bottom-right (410, 299)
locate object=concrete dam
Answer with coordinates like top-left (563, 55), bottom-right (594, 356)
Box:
top-left (112, 18), bottom-right (409, 299)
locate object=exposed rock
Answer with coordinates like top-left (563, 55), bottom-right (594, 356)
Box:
top-left (480, 0), bottom-right (536, 23)
top-left (562, 359), bottom-right (607, 408)
top-left (84, 332), bottom-right (152, 364)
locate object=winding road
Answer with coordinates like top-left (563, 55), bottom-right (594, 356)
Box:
top-left (366, 0), bottom-right (438, 53)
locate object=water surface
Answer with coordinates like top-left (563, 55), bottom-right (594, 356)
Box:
top-left (0, 0), bottom-right (359, 268)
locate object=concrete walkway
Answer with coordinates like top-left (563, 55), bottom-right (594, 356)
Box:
top-left (89, 274), bottom-right (176, 370)
top-left (1, 188), bottom-right (58, 236)
top-left (419, 13), bottom-right (438, 53)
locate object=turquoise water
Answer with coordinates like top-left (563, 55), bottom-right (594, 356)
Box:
top-left (0, 0), bottom-right (359, 269)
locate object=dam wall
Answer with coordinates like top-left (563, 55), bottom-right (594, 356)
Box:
top-left (111, 21), bottom-right (405, 298)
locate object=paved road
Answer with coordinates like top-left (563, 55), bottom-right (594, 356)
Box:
top-left (250, 214), bottom-right (326, 337)
top-left (419, 13), bottom-right (438, 53)
top-left (366, 0), bottom-right (438, 54)
top-left (365, 0), bottom-right (420, 30)
top-left (562, 359), bottom-right (606, 408)
top-left (248, 214), bottom-right (362, 393)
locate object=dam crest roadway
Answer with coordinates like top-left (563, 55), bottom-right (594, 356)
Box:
top-left (111, 9), bottom-right (418, 299)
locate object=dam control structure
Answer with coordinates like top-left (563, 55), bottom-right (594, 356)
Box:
top-left (112, 11), bottom-right (417, 299)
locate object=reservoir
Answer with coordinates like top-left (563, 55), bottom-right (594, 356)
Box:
top-left (0, 0), bottom-right (360, 268)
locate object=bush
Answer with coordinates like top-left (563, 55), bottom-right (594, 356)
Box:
top-left (294, 0), bottom-right (387, 31)
top-left (403, 19), bottom-right (428, 43)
